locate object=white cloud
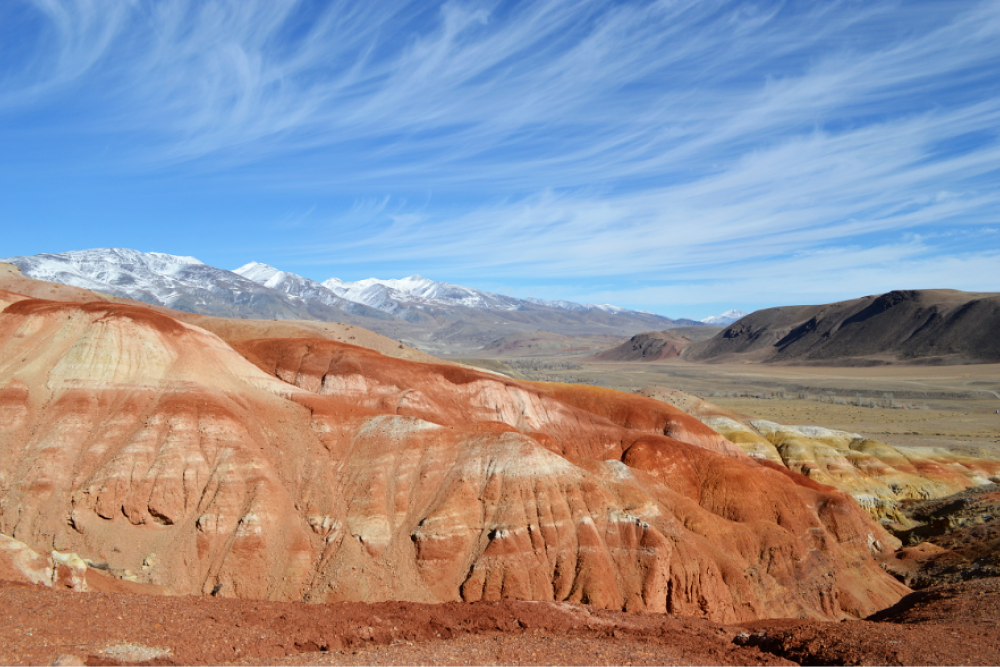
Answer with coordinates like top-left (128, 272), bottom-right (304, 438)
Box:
top-left (297, 101), bottom-right (1000, 279)
top-left (571, 248), bottom-right (1000, 312)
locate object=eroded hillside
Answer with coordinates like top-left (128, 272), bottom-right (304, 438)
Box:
top-left (0, 293), bottom-right (914, 622)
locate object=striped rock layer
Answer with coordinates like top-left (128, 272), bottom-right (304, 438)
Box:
top-left (639, 387), bottom-right (1000, 522)
top-left (0, 297), bottom-right (909, 621)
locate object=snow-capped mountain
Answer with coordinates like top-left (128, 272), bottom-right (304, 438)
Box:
top-left (522, 298), bottom-right (638, 313)
top-left (317, 275), bottom-right (660, 319)
top-left (234, 265), bottom-right (529, 320)
top-left (233, 262), bottom-right (388, 319)
top-left (0, 249), bottom-right (354, 321)
top-left (1, 249), bottom-right (705, 349)
top-left (236, 261), bottom-right (333, 299)
top-left (321, 275), bottom-right (524, 313)
top-left (523, 297), bottom-right (590, 311)
top-left (700, 310), bottom-right (748, 326)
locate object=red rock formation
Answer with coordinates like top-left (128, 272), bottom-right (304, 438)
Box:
top-left (0, 534), bottom-right (87, 591)
top-left (0, 298), bottom-right (908, 621)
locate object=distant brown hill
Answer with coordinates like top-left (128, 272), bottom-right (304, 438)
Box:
top-left (588, 327), bottom-right (721, 362)
top-left (685, 289), bottom-right (1000, 365)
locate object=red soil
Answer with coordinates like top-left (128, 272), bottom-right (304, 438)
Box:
top-left (3, 578), bottom-right (999, 666)
top-left (0, 581), bottom-right (789, 666)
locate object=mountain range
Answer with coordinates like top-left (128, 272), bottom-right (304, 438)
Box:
top-left (0, 249), bottom-right (724, 354)
top-left (0, 248), bottom-right (387, 322)
top-left (587, 289), bottom-right (1000, 366)
top-left (235, 261), bottom-right (643, 319)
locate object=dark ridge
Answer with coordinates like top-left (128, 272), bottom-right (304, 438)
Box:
top-left (684, 289), bottom-right (1000, 366)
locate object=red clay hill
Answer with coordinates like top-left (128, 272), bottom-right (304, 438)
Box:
top-left (0, 292), bottom-right (915, 623)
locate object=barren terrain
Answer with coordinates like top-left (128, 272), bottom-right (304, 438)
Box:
top-left (2, 271), bottom-right (1000, 665)
top-left (2, 578), bottom-right (998, 666)
top-left (461, 358), bottom-right (1000, 457)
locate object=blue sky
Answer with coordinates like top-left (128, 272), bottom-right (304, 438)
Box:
top-left (1, 0), bottom-right (998, 319)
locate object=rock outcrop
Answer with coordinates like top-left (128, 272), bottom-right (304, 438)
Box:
top-left (0, 533), bottom-right (88, 591)
top-left (0, 296), bottom-right (910, 621)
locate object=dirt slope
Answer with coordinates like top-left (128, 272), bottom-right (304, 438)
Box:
top-left (179, 314), bottom-right (442, 364)
top-left (685, 289), bottom-right (1000, 365)
top-left (881, 484), bottom-right (1000, 588)
top-left (738, 578), bottom-right (1000, 666)
top-left (0, 577), bottom-right (997, 666)
top-left (0, 581), bottom-right (795, 666)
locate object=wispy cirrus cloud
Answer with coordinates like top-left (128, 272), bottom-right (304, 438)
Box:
top-left (1, 0), bottom-right (998, 315)
top-left (301, 99), bottom-right (1000, 277)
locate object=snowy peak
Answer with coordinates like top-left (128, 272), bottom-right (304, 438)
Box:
top-left (14, 247), bottom-right (204, 279)
top-left (321, 278), bottom-right (411, 314)
top-left (321, 274), bottom-right (522, 312)
top-left (3, 248), bottom-right (698, 330)
top-left (384, 275), bottom-right (436, 294)
top-left (524, 298), bottom-right (588, 311)
top-left (233, 261), bottom-right (284, 285)
top-left (60, 247), bottom-right (204, 266)
top-left (232, 262), bottom-right (386, 317)
top-left (234, 261), bottom-right (321, 293)
top-left (0, 248), bottom-right (354, 321)
top-left (701, 310), bottom-right (748, 326)
top-left (0, 248), bottom-right (209, 298)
